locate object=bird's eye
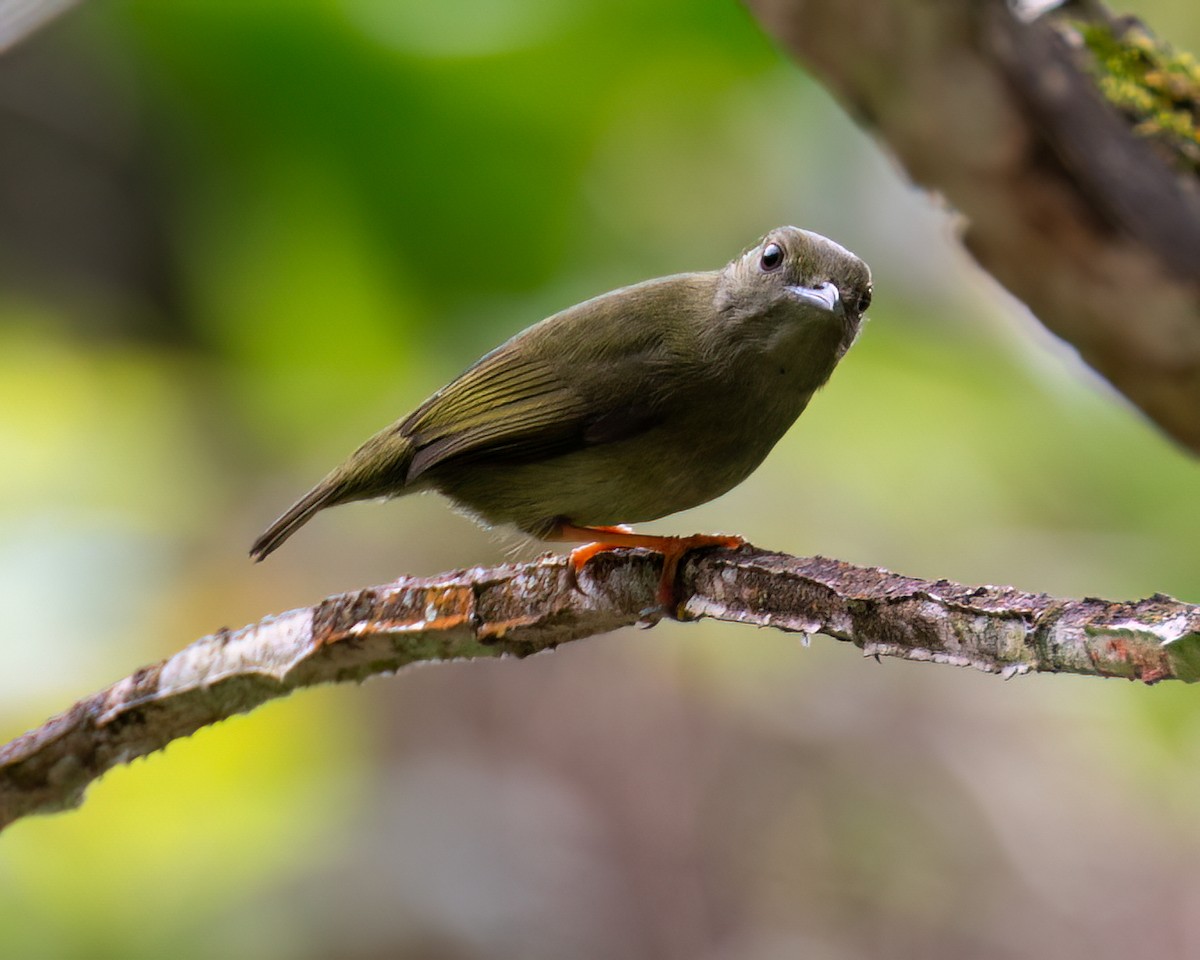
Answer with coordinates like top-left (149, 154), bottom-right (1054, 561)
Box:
top-left (759, 242), bottom-right (784, 272)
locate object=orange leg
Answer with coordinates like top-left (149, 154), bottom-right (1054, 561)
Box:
top-left (547, 521), bottom-right (744, 614)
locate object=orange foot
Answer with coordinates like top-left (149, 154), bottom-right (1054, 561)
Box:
top-left (547, 521), bottom-right (744, 616)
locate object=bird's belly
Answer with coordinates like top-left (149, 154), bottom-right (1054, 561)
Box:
top-left (433, 387), bottom-right (811, 535)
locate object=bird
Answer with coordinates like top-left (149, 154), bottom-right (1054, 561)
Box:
top-left (251, 226), bottom-right (872, 612)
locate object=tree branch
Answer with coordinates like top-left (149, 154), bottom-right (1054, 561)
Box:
top-left (3, 544), bottom-right (1197, 831)
top-left (744, 0), bottom-right (1200, 453)
top-left (0, 0), bottom-right (80, 52)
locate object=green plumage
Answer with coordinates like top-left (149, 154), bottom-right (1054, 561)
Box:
top-left (250, 226), bottom-right (872, 560)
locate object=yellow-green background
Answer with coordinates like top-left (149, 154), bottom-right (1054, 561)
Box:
top-left (2, 1), bottom-right (1198, 957)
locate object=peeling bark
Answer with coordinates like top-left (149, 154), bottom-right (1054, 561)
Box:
top-left (3, 545), bottom-right (1197, 831)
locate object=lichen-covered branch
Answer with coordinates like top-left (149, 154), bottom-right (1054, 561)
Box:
top-left (3, 544), bottom-right (1198, 831)
top-left (745, 0), bottom-right (1200, 453)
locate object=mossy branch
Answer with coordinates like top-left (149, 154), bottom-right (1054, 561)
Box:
top-left (2, 544), bottom-right (1197, 832)
top-left (1070, 14), bottom-right (1200, 171)
top-left (745, 0), bottom-right (1200, 454)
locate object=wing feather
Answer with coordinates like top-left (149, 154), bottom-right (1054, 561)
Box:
top-left (402, 346), bottom-right (592, 482)
top-left (400, 276), bottom-right (699, 483)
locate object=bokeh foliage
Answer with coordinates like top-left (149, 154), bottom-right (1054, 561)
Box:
top-left (1, 1), bottom-right (1198, 958)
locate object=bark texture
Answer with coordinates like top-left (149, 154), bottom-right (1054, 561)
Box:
top-left (745, 0), bottom-right (1200, 452)
top-left (3, 544), bottom-right (1198, 831)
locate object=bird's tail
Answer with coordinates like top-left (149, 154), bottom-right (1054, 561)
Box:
top-left (249, 478), bottom-right (346, 562)
top-left (250, 428), bottom-right (415, 561)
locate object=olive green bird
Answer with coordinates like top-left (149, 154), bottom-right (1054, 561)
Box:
top-left (251, 226), bottom-right (872, 610)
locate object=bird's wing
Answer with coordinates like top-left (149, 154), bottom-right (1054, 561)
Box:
top-left (402, 342), bottom-right (657, 482)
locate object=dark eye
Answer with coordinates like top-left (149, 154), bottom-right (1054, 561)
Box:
top-left (759, 242), bottom-right (784, 272)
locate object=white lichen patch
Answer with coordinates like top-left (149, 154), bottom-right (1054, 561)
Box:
top-left (1124, 613), bottom-right (1199, 646)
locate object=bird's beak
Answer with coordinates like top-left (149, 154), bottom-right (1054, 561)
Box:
top-left (787, 281), bottom-right (840, 312)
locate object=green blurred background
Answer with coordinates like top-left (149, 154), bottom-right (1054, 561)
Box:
top-left (1, 1), bottom-right (1198, 957)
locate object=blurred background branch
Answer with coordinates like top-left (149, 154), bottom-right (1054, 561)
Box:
top-left (7, 0), bottom-right (1198, 445)
top-left (745, 0), bottom-right (1200, 452)
top-left (2, 0), bottom-right (1198, 956)
top-left (0, 0), bottom-right (79, 52)
top-left (4, 546), bottom-right (1197, 831)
